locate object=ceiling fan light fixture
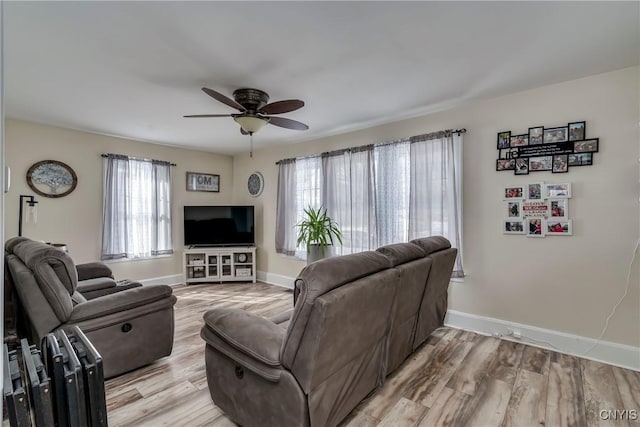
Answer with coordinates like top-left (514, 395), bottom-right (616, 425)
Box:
top-left (234, 115), bottom-right (268, 134)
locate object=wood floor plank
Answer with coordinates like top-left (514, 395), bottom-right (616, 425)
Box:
top-left (456, 377), bottom-right (512, 427)
top-left (377, 397), bottom-right (427, 427)
top-left (446, 335), bottom-right (501, 395)
top-left (612, 367), bottom-right (640, 425)
top-left (486, 340), bottom-right (526, 386)
top-left (546, 361), bottom-right (588, 427)
top-left (340, 410), bottom-right (380, 427)
top-left (418, 387), bottom-right (470, 426)
top-left (582, 359), bottom-right (630, 427)
top-left (520, 345), bottom-right (551, 376)
top-left (502, 369), bottom-right (547, 427)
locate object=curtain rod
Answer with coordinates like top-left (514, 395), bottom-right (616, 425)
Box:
top-left (101, 153), bottom-right (176, 167)
top-left (275, 128), bottom-right (467, 165)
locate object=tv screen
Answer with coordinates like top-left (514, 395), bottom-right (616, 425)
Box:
top-left (184, 206), bottom-right (255, 247)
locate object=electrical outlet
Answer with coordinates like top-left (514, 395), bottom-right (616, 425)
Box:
top-left (512, 329), bottom-right (522, 339)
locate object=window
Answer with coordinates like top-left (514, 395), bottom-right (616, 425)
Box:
top-left (276, 130), bottom-right (464, 277)
top-left (101, 154), bottom-right (173, 260)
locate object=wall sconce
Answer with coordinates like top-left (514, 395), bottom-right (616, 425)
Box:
top-left (19, 195), bottom-right (38, 237)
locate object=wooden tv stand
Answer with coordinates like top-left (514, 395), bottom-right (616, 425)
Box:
top-left (183, 246), bottom-right (256, 284)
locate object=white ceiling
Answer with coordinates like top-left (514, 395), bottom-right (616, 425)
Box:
top-left (4, 1), bottom-right (639, 155)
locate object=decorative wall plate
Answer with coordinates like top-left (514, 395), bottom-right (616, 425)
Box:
top-left (27, 160), bottom-right (77, 198)
top-left (247, 172), bottom-right (264, 197)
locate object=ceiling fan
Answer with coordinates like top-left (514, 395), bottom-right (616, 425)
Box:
top-left (184, 87), bottom-right (308, 135)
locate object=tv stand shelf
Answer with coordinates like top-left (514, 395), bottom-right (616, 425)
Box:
top-left (184, 247), bottom-right (256, 284)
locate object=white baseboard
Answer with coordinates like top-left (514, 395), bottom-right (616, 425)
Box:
top-left (257, 271), bottom-right (295, 289)
top-left (445, 310), bottom-right (640, 371)
top-left (139, 274), bottom-right (183, 287)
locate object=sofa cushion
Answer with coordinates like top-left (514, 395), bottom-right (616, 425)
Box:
top-left (5, 236), bottom-right (31, 253)
top-left (410, 236), bottom-right (451, 255)
top-left (13, 240), bottom-right (78, 294)
top-left (376, 242), bottom-right (425, 266)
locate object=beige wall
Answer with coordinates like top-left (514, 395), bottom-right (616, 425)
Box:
top-left (233, 66), bottom-right (640, 347)
top-left (5, 119), bottom-right (234, 280)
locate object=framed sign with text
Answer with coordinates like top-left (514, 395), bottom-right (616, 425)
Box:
top-left (186, 172), bottom-right (220, 192)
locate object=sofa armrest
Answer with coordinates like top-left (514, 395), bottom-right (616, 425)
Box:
top-left (201, 308), bottom-right (285, 380)
top-left (76, 262), bottom-right (114, 281)
top-left (69, 285), bottom-right (174, 322)
top-left (77, 278), bottom-right (142, 300)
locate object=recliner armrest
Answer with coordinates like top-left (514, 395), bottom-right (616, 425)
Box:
top-left (76, 262), bottom-right (114, 281)
top-left (69, 285), bottom-right (174, 322)
top-left (201, 308), bottom-right (285, 377)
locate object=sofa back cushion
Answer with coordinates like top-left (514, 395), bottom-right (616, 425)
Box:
top-left (11, 239), bottom-right (77, 322)
top-left (410, 237), bottom-right (457, 349)
top-left (376, 243), bottom-right (432, 374)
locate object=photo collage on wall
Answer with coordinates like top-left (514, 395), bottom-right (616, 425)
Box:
top-left (496, 121), bottom-right (598, 175)
top-left (503, 182), bottom-right (573, 237)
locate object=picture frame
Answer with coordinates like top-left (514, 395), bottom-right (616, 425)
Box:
top-left (546, 219), bottom-right (573, 236)
top-left (552, 155), bottom-right (569, 173)
top-left (496, 159), bottom-right (516, 171)
top-left (528, 126), bottom-right (543, 145)
top-left (497, 131), bottom-right (511, 149)
top-left (510, 134), bottom-right (529, 147)
top-left (573, 138), bottom-right (599, 153)
top-left (549, 199), bottom-right (569, 219)
top-left (568, 121), bottom-right (586, 141)
top-left (27, 160), bottom-right (78, 198)
top-left (529, 156), bottom-right (552, 172)
top-left (503, 220), bottom-right (526, 235)
top-left (568, 153), bottom-right (592, 167)
top-left (186, 171), bottom-right (220, 192)
top-left (543, 127), bottom-right (568, 143)
top-left (504, 185), bottom-right (526, 200)
top-left (545, 183), bottom-right (572, 198)
top-left (526, 218), bottom-right (544, 238)
top-left (506, 201), bottom-right (522, 219)
top-left (526, 182), bottom-right (544, 200)
top-left (515, 158), bottom-right (529, 175)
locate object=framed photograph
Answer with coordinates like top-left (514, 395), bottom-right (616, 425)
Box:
top-left (186, 171), bottom-right (220, 192)
top-left (526, 218), bottom-right (544, 238)
top-left (527, 182), bottom-right (544, 200)
top-left (506, 201), bottom-right (522, 218)
top-left (528, 126), bottom-right (543, 145)
top-left (504, 220), bottom-right (525, 235)
top-left (496, 159), bottom-right (515, 171)
top-left (504, 185), bottom-right (526, 200)
top-left (545, 183), bottom-right (572, 198)
top-left (497, 131), bottom-right (511, 149)
top-left (568, 153), bottom-right (592, 166)
top-left (573, 138), bottom-right (599, 153)
top-left (510, 134), bottom-right (529, 147)
top-left (552, 155), bottom-right (569, 173)
top-left (529, 156), bottom-right (552, 171)
top-left (568, 121), bottom-right (585, 141)
top-left (515, 158), bottom-right (529, 175)
top-left (546, 219), bottom-right (572, 236)
top-left (543, 127), bottom-right (568, 143)
top-left (549, 199), bottom-right (568, 219)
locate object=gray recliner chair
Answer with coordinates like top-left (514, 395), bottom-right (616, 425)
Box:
top-left (5, 237), bottom-right (177, 378)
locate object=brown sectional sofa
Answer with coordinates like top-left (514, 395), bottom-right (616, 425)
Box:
top-left (200, 236), bottom-right (457, 427)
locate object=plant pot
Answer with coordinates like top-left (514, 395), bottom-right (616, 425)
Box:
top-left (307, 244), bottom-right (332, 264)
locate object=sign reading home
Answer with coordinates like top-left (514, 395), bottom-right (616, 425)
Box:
top-left (186, 172), bottom-right (220, 192)
top-left (496, 121), bottom-right (599, 175)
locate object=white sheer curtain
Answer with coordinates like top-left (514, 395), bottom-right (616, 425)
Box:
top-left (275, 130), bottom-right (464, 276)
top-left (409, 132), bottom-right (464, 276)
top-left (323, 146), bottom-right (377, 255)
top-left (102, 155), bottom-right (173, 260)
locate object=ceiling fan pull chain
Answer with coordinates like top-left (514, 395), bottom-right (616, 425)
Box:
top-left (250, 133), bottom-right (254, 158)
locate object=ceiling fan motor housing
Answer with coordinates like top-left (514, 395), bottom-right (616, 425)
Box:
top-left (233, 88), bottom-right (270, 112)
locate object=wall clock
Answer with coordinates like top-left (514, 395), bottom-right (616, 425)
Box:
top-left (27, 160), bottom-right (77, 198)
top-left (247, 172), bottom-right (264, 197)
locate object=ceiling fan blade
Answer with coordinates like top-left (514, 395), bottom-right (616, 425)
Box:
top-left (202, 87), bottom-right (246, 112)
top-left (183, 114), bottom-right (233, 118)
top-left (267, 116), bottom-right (309, 131)
top-left (259, 99), bottom-right (304, 115)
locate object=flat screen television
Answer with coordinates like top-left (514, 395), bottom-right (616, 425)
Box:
top-left (184, 205), bottom-right (255, 247)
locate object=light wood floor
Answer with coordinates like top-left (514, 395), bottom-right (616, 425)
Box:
top-left (105, 283), bottom-right (640, 427)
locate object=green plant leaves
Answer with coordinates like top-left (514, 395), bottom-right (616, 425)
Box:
top-left (296, 206), bottom-right (343, 249)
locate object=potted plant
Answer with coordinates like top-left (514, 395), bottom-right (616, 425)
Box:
top-left (296, 206), bottom-right (343, 264)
